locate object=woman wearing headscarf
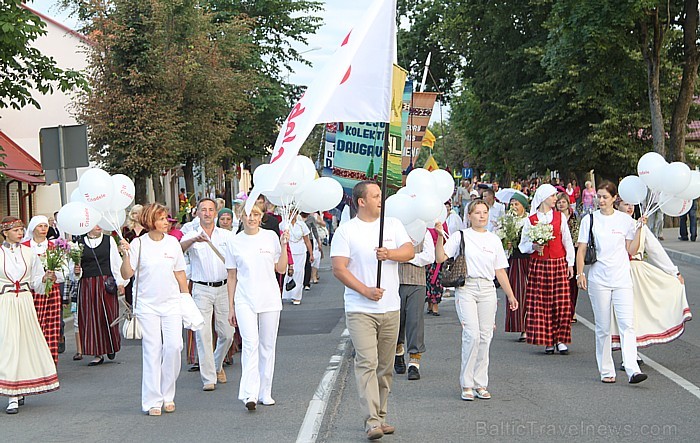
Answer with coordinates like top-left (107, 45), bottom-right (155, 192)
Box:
top-left (77, 225), bottom-right (128, 366)
top-left (519, 184), bottom-right (575, 355)
top-left (0, 217), bottom-right (59, 414)
top-left (217, 208), bottom-right (236, 232)
top-left (576, 181), bottom-right (647, 384)
top-left (21, 216), bottom-right (75, 365)
top-left (503, 194), bottom-right (530, 341)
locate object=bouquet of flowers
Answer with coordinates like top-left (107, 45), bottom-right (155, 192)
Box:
top-left (41, 241), bottom-right (68, 295)
top-left (66, 240), bottom-right (84, 265)
top-left (495, 209), bottom-right (525, 257)
top-left (529, 223), bottom-right (555, 256)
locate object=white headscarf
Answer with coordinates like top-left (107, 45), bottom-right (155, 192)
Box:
top-left (22, 215), bottom-right (49, 242)
top-left (530, 184), bottom-right (558, 215)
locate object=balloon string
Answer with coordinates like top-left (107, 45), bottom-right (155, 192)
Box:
top-left (102, 212), bottom-right (125, 242)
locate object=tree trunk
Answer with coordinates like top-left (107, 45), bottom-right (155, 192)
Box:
top-left (152, 174), bottom-right (165, 204)
top-left (134, 172), bottom-right (148, 204)
top-left (183, 157), bottom-right (195, 200)
top-left (641, 9), bottom-right (666, 157)
top-left (222, 157), bottom-right (233, 208)
top-left (668, 0), bottom-right (700, 163)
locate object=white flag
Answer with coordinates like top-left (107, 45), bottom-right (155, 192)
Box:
top-left (246, 0), bottom-right (397, 214)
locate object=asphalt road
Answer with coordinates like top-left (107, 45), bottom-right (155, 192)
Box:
top-left (3, 242), bottom-right (699, 442)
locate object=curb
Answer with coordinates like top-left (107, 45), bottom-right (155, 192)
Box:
top-left (664, 248), bottom-right (700, 267)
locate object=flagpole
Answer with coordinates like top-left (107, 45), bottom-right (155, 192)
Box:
top-left (376, 121), bottom-right (391, 287)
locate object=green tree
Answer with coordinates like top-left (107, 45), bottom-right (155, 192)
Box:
top-left (0, 0), bottom-right (85, 111)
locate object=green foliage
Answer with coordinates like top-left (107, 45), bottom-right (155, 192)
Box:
top-left (0, 0), bottom-right (86, 110)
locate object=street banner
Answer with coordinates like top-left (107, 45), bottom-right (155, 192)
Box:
top-left (322, 123), bottom-right (337, 178)
top-left (402, 91), bottom-right (439, 173)
top-left (246, 0), bottom-right (397, 214)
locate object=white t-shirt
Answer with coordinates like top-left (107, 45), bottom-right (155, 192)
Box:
top-left (225, 229), bottom-right (282, 313)
top-left (443, 228), bottom-right (509, 279)
top-left (331, 216), bottom-right (411, 314)
top-left (180, 227), bottom-right (231, 282)
top-left (282, 218), bottom-right (310, 256)
top-left (129, 235), bottom-right (186, 315)
top-left (578, 210), bottom-right (636, 288)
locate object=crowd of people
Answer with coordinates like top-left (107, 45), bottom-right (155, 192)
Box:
top-left (0, 176), bottom-right (694, 442)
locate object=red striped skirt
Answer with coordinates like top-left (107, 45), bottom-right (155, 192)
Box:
top-left (78, 276), bottom-right (120, 356)
top-left (32, 285), bottom-right (62, 365)
top-left (525, 257), bottom-right (571, 346)
top-left (505, 256), bottom-right (529, 332)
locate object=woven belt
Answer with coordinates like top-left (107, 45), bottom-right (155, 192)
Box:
top-left (193, 280), bottom-right (227, 288)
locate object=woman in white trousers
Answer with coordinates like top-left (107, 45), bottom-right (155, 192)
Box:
top-left (435, 200), bottom-right (518, 401)
top-left (576, 181), bottom-right (647, 384)
top-left (120, 203), bottom-right (190, 416)
top-left (281, 216), bottom-right (312, 305)
top-left (225, 204), bottom-right (289, 410)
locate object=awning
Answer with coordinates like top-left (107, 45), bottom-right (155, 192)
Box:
top-left (0, 130), bottom-right (45, 184)
top-left (1, 169), bottom-right (44, 184)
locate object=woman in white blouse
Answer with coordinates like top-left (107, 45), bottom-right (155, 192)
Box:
top-left (435, 200), bottom-right (518, 402)
top-left (225, 204), bottom-right (288, 411)
top-left (281, 215), bottom-right (312, 305)
top-left (120, 203), bottom-right (190, 416)
top-left (576, 181), bottom-right (647, 384)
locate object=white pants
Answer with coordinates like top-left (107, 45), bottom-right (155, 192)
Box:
top-left (588, 283), bottom-right (640, 379)
top-left (236, 305), bottom-right (280, 404)
top-left (138, 312), bottom-right (183, 412)
top-left (455, 279), bottom-right (497, 389)
top-left (282, 252), bottom-right (306, 301)
top-left (193, 284), bottom-right (234, 386)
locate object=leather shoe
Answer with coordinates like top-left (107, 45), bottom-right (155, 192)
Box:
top-left (407, 365), bottom-right (421, 380)
top-left (107, 352), bottom-right (116, 360)
top-left (87, 356), bottom-right (104, 366)
top-left (366, 426), bottom-right (383, 440)
top-left (203, 384), bottom-right (216, 391)
top-left (6, 399), bottom-right (19, 415)
top-left (629, 372), bottom-right (648, 384)
top-left (678, 236), bottom-right (689, 241)
top-left (394, 354), bottom-right (406, 374)
top-left (217, 369), bottom-right (227, 383)
top-left (245, 399), bottom-right (256, 411)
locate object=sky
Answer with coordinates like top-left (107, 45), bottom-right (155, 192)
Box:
top-left (28, 0), bottom-right (445, 122)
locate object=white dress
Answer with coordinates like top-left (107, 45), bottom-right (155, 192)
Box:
top-left (611, 227), bottom-right (692, 349)
top-left (0, 244), bottom-right (59, 396)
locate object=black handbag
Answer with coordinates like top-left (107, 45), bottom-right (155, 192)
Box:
top-left (439, 230), bottom-right (467, 287)
top-left (584, 213), bottom-right (597, 265)
top-left (88, 235), bottom-right (118, 294)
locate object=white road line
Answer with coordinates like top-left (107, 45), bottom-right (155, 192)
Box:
top-left (577, 314), bottom-right (700, 400)
top-left (296, 328), bottom-right (351, 443)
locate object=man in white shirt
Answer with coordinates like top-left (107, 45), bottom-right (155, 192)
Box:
top-left (482, 187), bottom-right (505, 232)
top-left (331, 181), bottom-right (414, 441)
top-left (181, 199), bottom-right (234, 391)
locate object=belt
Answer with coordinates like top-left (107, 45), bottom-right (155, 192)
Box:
top-left (193, 280), bottom-right (227, 288)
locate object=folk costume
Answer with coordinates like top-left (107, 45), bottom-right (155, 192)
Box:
top-left (612, 226), bottom-right (692, 349)
top-left (21, 216), bottom-right (63, 365)
top-left (519, 185), bottom-right (575, 352)
top-left (0, 224), bottom-right (59, 409)
top-left (504, 195), bottom-right (530, 334)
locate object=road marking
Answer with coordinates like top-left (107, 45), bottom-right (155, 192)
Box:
top-left (578, 315), bottom-right (700, 400)
top-left (296, 328), bottom-right (351, 443)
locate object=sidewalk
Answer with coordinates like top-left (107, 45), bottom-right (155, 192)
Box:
top-left (661, 227), bottom-right (700, 265)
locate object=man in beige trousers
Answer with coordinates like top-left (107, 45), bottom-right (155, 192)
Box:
top-left (331, 181), bottom-right (414, 440)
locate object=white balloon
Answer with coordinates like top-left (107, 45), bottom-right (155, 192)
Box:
top-left (276, 159), bottom-right (306, 195)
top-left (78, 168), bottom-right (114, 211)
top-left (637, 152), bottom-right (668, 191)
top-left (677, 171), bottom-right (700, 200)
top-left (397, 187), bottom-right (415, 197)
top-left (659, 193), bottom-right (693, 216)
top-left (294, 155), bottom-right (317, 184)
top-left (57, 202), bottom-right (102, 236)
top-left (111, 174), bottom-right (135, 210)
top-left (70, 188), bottom-right (85, 203)
top-left (404, 219), bottom-right (427, 244)
top-left (437, 203), bottom-right (448, 224)
top-left (618, 175), bottom-right (648, 205)
top-left (431, 169), bottom-right (455, 203)
top-left (660, 162), bottom-right (692, 195)
top-left (98, 209), bottom-right (126, 231)
top-left (385, 194), bottom-right (416, 225)
top-left (406, 168), bottom-right (435, 194)
top-left (296, 177), bottom-right (343, 212)
top-left (414, 194), bottom-right (442, 222)
top-left (253, 164), bottom-right (278, 191)
top-left (340, 205), bottom-right (351, 225)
